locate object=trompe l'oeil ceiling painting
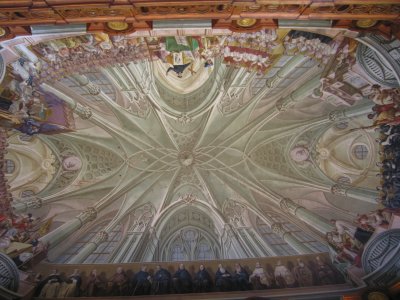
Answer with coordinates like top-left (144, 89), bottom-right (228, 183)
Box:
top-left (0, 27), bottom-right (396, 264)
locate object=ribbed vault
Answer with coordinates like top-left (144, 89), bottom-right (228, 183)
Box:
top-left (1, 28), bottom-right (385, 264)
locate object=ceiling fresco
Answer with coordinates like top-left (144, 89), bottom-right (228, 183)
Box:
top-left (0, 26), bottom-right (398, 272)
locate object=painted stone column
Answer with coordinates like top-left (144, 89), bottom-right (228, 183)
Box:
top-left (275, 75), bottom-right (321, 111)
top-left (70, 74), bottom-right (101, 96)
top-left (40, 207), bottom-right (97, 248)
top-left (271, 223), bottom-right (313, 254)
top-left (331, 184), bottom-right (378, 205)
top-left (328, 102), bottom-right (374, 122)
top-left (222, 224), bottom-right (249, 259)
top-left (12, 197), bottom-right (42, 212)
top-left (16, 45), bottom-right (39, 63)
top-left (266, 55), bottom-right (307, 88)
top-left (68, 230), bottom-right (108, 264)
top-left (113, 233), bottom-right (142, 263)
top-left (280, 198), bottom-right (334, 234)
top-left (141, 227), bottom-right (159, 262)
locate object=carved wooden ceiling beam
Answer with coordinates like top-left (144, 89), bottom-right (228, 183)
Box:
top-left (0, 0), bottom-right (398, 41)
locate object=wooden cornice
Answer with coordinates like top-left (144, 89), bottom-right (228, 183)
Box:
top-left (0, 0), bottom-right (399, 41)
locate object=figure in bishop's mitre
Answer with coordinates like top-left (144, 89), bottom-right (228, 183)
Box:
top-left (163, 36), bottom-right (213, 78)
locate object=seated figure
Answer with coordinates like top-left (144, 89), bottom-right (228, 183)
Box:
top-left (215, 264), bottom-right (232, 292)
top-left (152, 265), bottom-right (171, 295)
top-left (274, 260), bottom-right (296, 288)
top-left (193, 264), bottom-right (212, 293)
top-left (233, 263), bottom-right (249, 291)
top-left (293, 259), bottom-right (313, 287)
top-left (38, 269), bottom-right (63, 298)
top-left (172, 263), bottom-right (192, 293)
top-left (249, 262), bottom-right (273, 289)
top-left (60, 269), bottom-right (81, 297)
top-left (108, 266), bottom-right (129, 296)
top-left (314, 256), bottom-right (336, 285)
top-left (86, 269), bottom-right (106, 297)
top-left (132, 265), bottom-right (152, 295)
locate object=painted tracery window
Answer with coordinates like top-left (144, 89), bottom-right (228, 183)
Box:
top-left (196, 243), bottom-right (213, 260)
top-left (171, 244), bottom-right (186, 261)
top-left (166, 228), bottom-right (215, 261)
top-left (4, 159), bottom-right (15, 174)
top-left (353, 144), bottom-right (368, 160)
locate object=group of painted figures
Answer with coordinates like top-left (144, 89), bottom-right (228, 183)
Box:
top-left (367, 84), bottom-right (400, 209)
top-left (326, 209), bottom-right (394, 268)
top-left (0, 45), bottom-right (70, 136)
top-left (0, 29), bottom-right (344, 139)
top-left (324, 82), bottom-right (400, 267)
top-left (35, 257), bottom-right (342, 298)
top-left (0, 129), bottom-right (11, 213)
top-left (0, 209), bottom-right (47, 268)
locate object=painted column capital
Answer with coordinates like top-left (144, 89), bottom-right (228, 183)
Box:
top-left (331, 184), bottom-right (347, 196)
top-left (76, 207), bottom-right (97, 225)
top-left (271, 223), bottom-right (286, 237)
top-left (86, 83), bottom-right (101, 95)
top-left (93, 230), bottom-right (108, 245)
top-left (74, 103), bottom-right (92, 119)
top-left (279, 198), bottom-right (301, 214)
top-left (13, 197), bottom-right (43, 211)
top-left (328, 110), bottom-right (345, 121)
top-left (275, 97), bottom-right (290, 112)
top-left (26, 198), bottom-right (43, 209)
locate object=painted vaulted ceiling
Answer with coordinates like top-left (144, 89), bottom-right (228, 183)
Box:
top-left (1, 26), bottom-right (392, 262)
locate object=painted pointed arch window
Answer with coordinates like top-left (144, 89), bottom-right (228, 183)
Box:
top-left (167, 228), bottom-right (215, 261)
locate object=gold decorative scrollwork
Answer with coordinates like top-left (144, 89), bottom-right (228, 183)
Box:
top-left (356, 19), bottom-right (378, 28)
top-left (107, 21), bottom-right (129, 31)
top-left (237, 18), bottom-right (257, 28)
